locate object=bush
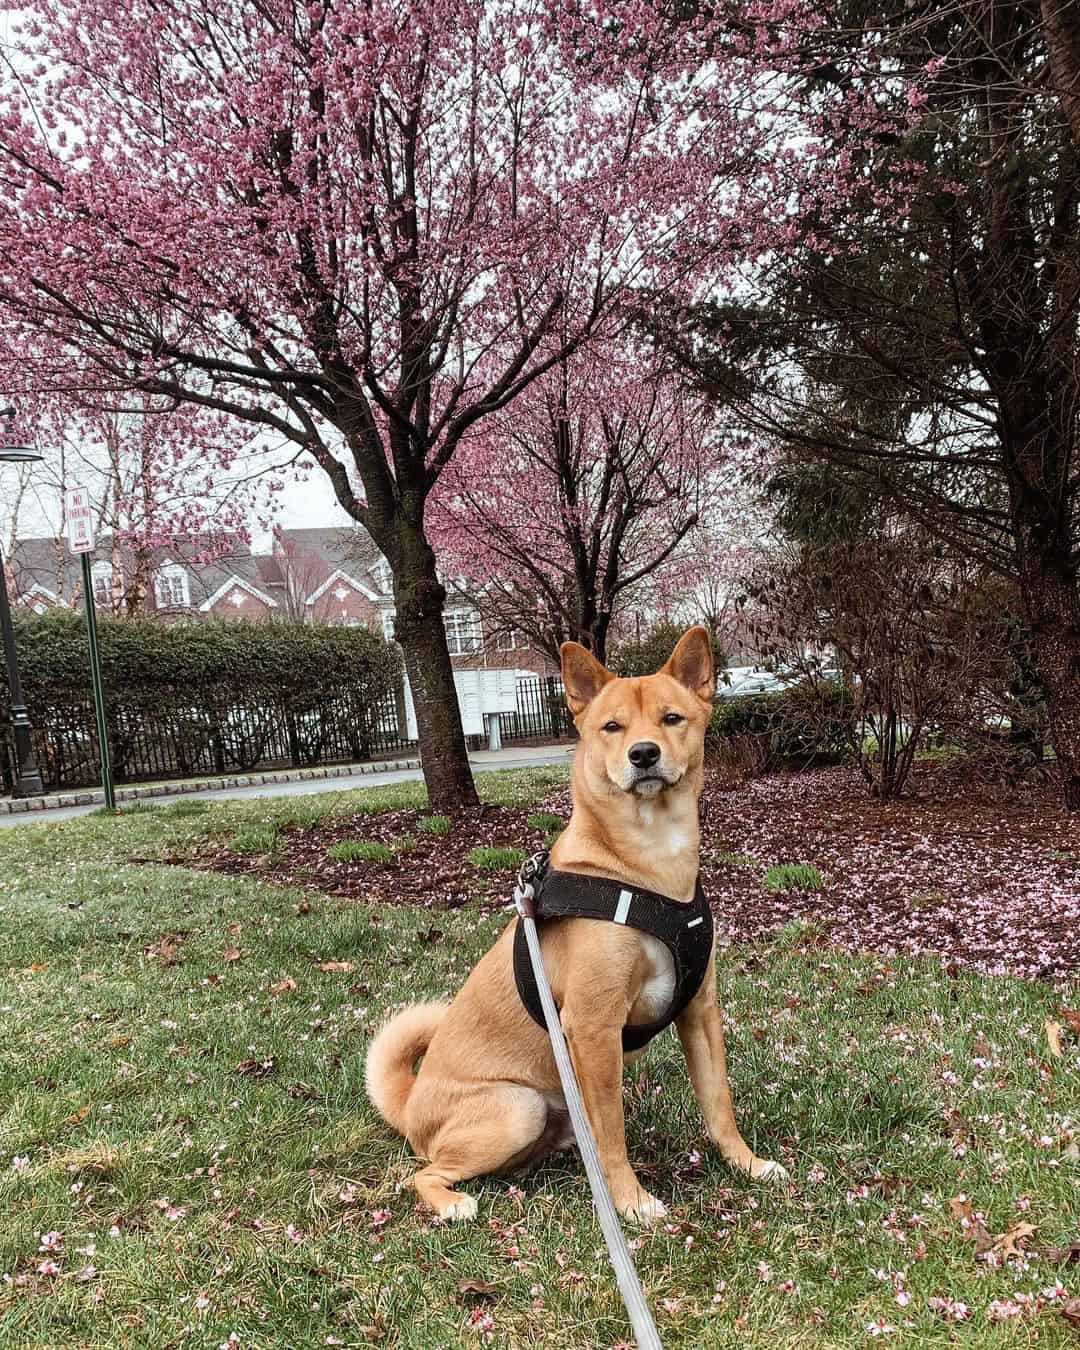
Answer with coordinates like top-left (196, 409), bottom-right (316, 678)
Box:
top-left (6, 611), bottom-right (402, 789)
top-left (707, 679), bottom-right (853, 773)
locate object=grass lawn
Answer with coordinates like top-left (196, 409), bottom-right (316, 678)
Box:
top-left (0, 765), bottom-right (1078, 1348)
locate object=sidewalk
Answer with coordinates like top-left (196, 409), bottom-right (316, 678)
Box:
top-left (0, 743), bottom-right (575, 828)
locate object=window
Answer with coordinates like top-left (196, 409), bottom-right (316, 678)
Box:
top-left (381, 610), bottom-right (396, 642)
top-left (370, 559), bottom-right (392, 594)
top-left (445, 608), bottom-right (481, 654)
top-left (91, 560), bottom-right (113, 610)
top-left (496, 627), bottom-right (521, 652)
top-left (154, 563), bottom-right (190, 610)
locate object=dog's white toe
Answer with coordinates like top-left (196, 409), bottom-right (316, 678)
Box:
top-left (440, 1194), bottom-right (478, 1221)
top-left (621, 1192), bottom-right (667, 1223)
top-left (755, 1160), bottom-right (789, 1183)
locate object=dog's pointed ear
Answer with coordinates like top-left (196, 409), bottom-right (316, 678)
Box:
top-left (661, 626), bottom-right (715, 704)
top-left (561, 642), bottom-right (615, 718)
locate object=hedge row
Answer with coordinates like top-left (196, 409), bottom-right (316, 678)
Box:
top-left (707, 680), bottom-right (853, 771)
top-left (9, 611), bottom-right (401, 712)
top-left (4, 612), bottom-right (404, 788)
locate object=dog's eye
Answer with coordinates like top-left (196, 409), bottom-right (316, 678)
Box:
top-left (661, 712), bottom-right (684, 726)
top-left (601, 720), bottom-right (622, 733)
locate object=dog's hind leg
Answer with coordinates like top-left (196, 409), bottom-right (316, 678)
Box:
top-left (407, 1082), bottom-right (549, 1221)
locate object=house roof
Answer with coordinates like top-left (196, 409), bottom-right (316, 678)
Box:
top-left (10, 525), bottom-right (400, 615)
top-left (8, 534), bottom-right (257, 612)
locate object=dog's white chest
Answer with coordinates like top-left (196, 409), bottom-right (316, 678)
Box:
top-left (628, 934), bottom-right (676, 1024)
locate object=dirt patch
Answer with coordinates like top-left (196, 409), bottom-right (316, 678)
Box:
top-left (181, 762), bottom-right (1080, 978)
top-left (195, 804), bottom-right (555, 909)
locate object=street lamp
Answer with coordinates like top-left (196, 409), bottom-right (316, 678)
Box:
top-left (0, 444), bottom-right (45, 796)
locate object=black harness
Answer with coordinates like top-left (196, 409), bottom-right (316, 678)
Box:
top-left (512, 853), bottom-right (714, 1051)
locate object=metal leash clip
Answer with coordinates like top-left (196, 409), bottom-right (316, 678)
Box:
top-left (513, 850), bottom-right (548, 918)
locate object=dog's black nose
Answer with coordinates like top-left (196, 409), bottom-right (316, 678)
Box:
top-left (628, 741), bottom-right (661, 769)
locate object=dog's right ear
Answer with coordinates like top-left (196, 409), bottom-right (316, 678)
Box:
top-left (560, 642), bottom-right (615, 718)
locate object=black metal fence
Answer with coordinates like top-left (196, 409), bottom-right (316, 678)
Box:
top-left (499, 675), bottom-right (574, 745)
top-left (14, 675), bottom-right (572, 792)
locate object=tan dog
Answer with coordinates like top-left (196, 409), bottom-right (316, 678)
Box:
top-left (365, 626), bottom-right (786, 1222)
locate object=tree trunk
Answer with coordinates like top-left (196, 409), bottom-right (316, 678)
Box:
top-left (393, 525), bottom-right (480, 812)
top-left (1014, 529), bottom-right (1080, 810)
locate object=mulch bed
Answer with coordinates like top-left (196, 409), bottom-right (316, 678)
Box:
top-left (186, 761), bottom-right (1080, 980)
top-left (199, 804), bottom-right (555, 909)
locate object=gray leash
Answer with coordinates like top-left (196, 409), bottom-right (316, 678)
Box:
top-left (514, 860), bottom-right (663, 1350)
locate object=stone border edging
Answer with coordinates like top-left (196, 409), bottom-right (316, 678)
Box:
top-left (0, 758), bottom-right (422, 815)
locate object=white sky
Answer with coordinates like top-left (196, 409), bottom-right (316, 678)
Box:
top-left (1, 452), bottom-right (357, 554)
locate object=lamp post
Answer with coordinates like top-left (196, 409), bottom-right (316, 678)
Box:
top-left (0, 446), bottom-right (46, 796)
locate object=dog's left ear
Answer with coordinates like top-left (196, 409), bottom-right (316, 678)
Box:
top-left (660, 626), bottom-right (715, 704)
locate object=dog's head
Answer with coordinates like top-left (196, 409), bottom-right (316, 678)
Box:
top-left (560, 627), bottom-right (714, 799)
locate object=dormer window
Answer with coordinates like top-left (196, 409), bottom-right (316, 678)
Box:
top-left (370, 559), bottom-right (392, 594)
top-left (154, 561), bottom-right (190, 610)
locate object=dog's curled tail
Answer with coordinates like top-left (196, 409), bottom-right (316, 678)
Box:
top-left (365, 1001), bottom-right (448, 1135)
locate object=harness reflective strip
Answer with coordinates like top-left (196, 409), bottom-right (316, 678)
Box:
top-left (686, 916), bottom-right (704, 927)
top-left (614, 889), bottom-right (633, 925)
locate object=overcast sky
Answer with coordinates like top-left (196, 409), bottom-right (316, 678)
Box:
top-left (1, 446), bottom-right (358, 554)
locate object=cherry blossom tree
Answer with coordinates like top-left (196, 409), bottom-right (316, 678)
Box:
top-left (431, 346), bottom-right (723, 664)
top-left (0, 0), bottom-right (848, 808)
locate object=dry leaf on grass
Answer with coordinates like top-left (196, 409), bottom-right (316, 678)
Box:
top-left (269, 977), bottom-right (298, 995)
top-left (985, 1222), bottom-right (1036, 1261)
top-left (236, 1057), bottom-right (276, 1079)
top-left (313, 960), bottom-right (354, 973)
top-left (1038, 1239), bottom-right (1080, 1264)
top-left (1046, 1018), bottom-right (1064, 1058)
top-left (64, 1105), bottom-right (90, 1125)
top-left (1061, 1297), bottom-right (1080, 1328)
top-left (949, 1195), bottom-right (992, 1250)
top-left (146, 935), bottom-right (184, 965)
top-left (456, 1278), bottom-right (500, 1300)
top-left (223, 946), bottom-right (242, 963)
top-left (1060, 1009), bottom-right (1080, 1035)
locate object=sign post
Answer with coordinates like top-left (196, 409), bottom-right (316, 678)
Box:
top-left (65, 487), bottom-right (114, 810)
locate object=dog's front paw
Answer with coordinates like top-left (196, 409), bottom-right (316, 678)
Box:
top-left (751, 1158), bottom-right (789, 1184)
top-left (437, 1193), bottom-right (478, 1222)
top-left (618, 1190), bottom-right (668, 1224)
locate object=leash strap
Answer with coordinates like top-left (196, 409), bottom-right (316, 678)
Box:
top-left (514, 864), bottom-right (663, 1350)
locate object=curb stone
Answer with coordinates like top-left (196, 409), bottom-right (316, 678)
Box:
top-left (0, 758), bottom-right (423, 815)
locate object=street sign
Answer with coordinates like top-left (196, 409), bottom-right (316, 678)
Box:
top-left (64, 485), bottom-right (95, 554)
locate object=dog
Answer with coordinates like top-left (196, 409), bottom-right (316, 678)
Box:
top-left (365, 625), bottom-right (787, 1222)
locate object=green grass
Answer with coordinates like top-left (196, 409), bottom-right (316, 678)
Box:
top-left (418, 814), bottom-right (452, 835)
top-left (763, 862), bottom-right (823, 892)
top-left (0, 765), bottom-right (1077, 1348)
top-left (228, 823), bottom-right (278, 854)
top-left (89, 801), bottom-right (160, 818)
top-left (163, 797), bottom-right (211, 818)
top-left (468, 845), bottom-right (526, 871)
top-left (326, 838), bottom-right (395, 863)
top-left (527, 811), bottom-right (566, 835)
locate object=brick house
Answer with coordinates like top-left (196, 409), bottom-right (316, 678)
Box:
top-left (9, 525), bottom-right (558, 674)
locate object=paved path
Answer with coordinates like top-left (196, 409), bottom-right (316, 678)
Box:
top-left (0, 744), bottom-right (575, 829)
